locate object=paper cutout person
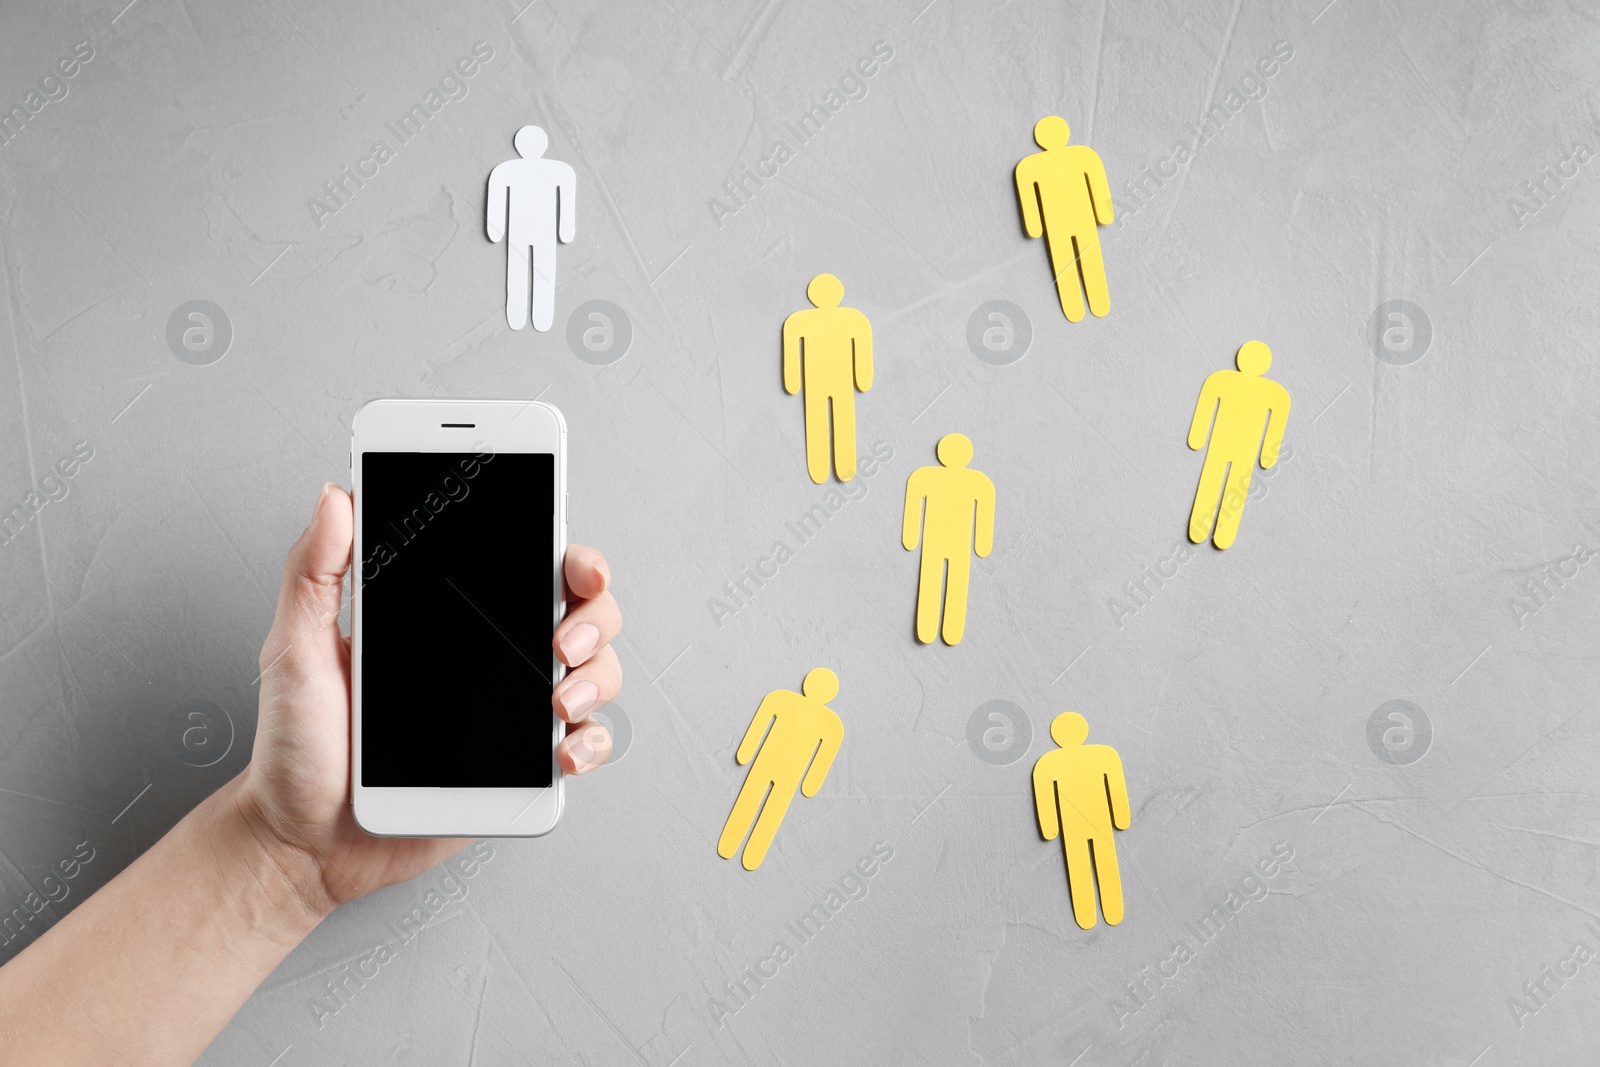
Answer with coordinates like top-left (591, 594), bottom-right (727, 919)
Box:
top-left (782, 273), bottom-right (874, 483)
top-left (1033, 712), bottom-right (1130, 930)
top-left (1015, 115), bottom-right (1114, 322)
top-left (486, 124), bottom-right (576, 332)
top-left (717, 668), bottom-right (844, 871)
top-left (902, 433), bottom-right (995, 645)
top-left (1187, 340), bottom-right (1291, 549)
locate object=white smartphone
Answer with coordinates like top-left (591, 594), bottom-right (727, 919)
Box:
top-left (350, 398), bottom-right (566, 836)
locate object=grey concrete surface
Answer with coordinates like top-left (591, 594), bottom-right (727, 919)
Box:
top-left (2, 0), bottom-right (1599, 1063)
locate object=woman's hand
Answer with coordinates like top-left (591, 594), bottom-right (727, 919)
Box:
top-left (0, 482), bottom-right (625, 1064)
top-left (237, 483), bottom-right (623, 914)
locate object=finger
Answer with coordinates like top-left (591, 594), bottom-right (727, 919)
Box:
top-left (552, 644), bottom-right (621, 723)
top-left (553, 590), bottom-right (620, 668)
top-left (563, 544), bottom-right (611, 601)
top-left (260, 484), bottom-right (351, 677)
top-left (559, 721), bottom-right (613, 774)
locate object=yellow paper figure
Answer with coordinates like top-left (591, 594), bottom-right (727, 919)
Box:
top-left (1015, 115), bottom-right (1114, 322)
top-left (902, 433), bottom-right (995, 645)
top-left (1187, 340), bottom-right (1291, 550)
top-left (1033, 712), bottom-right (1130, 930)
top-left (782, 274), bottom-right (874, 483)
top-left (718, 668), bottom-right (844, 871)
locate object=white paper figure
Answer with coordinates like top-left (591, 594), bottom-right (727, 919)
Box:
top-left (487, 125), bottom-right (576, 332)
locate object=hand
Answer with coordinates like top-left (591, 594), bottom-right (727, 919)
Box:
top-left (236, 483), bottom-right (623, 913)
top-left (552, 540), bottom-right (623, 772)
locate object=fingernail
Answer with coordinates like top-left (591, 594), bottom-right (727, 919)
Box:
top-left (557, 623), bottom-right (600, 665)
top-left (313, 482), bottom-right (335, 520)
top-left (593, 557), bottom-right (611, 590)
top-left (567, 725), bottom-right (611, 773)
top-left (558, 680), bottom-right (599, 721)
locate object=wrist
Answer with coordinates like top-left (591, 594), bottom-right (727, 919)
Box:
top-left (213, 777), bottom-right (338, 942)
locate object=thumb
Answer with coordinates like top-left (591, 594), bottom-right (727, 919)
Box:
top-left (259, 484), bottom-right (352, 680)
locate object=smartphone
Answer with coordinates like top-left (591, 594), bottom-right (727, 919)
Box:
top-left (350, 398), bottom-right (566, 836)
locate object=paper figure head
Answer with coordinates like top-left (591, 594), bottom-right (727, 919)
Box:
top-left (514, 124), bottom-right (550, 159)
top-left (1236, 340), bottom-right (1272, 375)
top-left (1033, 115), bottom-right (1071, 149)
top-left (936, 432), bottom-right (974, 468)
top-left (802, 667), bottom-right (839, 704)
top-left (806, 273), bottom-right (844, 309)
top-left (1050, 711), bottom-right (1089, 747)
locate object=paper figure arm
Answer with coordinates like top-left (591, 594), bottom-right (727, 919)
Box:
top-left (782, 316), bottom-right (802, 396)
top-left (486, 163), bottom-right (510, 243)
top-left (735, 694), bottom-right (779, 766)
top-left (1104, 751), bottom-right (1131, 831)
top-left (901, 474), bottom-right (925, 551)
top-left (1187, 374), bottom-right (1223, 451)
top-left (1033, 765), bottom-right (1059, 840)
top-left (853, 313), bottom-right (874, 393)
top-left (1260, 386), bottom-right (1291, 469)
top-left (800, 716), bottom-right (842, 797)
top-left (1015, 163), bottom-right (1043, 239)
top-left (974, 476), bottom-right (996, 559)
top-left (557, 163), bottom-right (576, 243)
top-left (1087, 153), bottom-right (1114, 226)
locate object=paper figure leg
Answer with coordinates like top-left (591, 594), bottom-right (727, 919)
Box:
top-left (530, 242), bottom-right (557, 332)
top-left (830, 393), bottom-right (857, 482)
top-left (741, 778), bottom-right (799, 870)
top-left (1047, 230), bottom-right (1086, 323)
top-left (505, 246), bottom-right (531, 330)
top-left (804, 390), bottom-right (830, 485)
top-left (1075, 233), bottom-right (1110, 318)
top-left (941, 548), bottom-right (971, 645)
top-left (1063, 836), bottom-right (1098, 929)
top-left (717, 775), bottom-right (770, 861)
top-left (1091, 834), bottom-right (1124, 925)
top-left (916, 553), bottom-right (945, 644)
top-left (1188, 453), bottom-right (1230, 545)
top-left (1212, 461), bottom-right (1254, 550)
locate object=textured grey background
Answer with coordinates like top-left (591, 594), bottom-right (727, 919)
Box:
top-left (2, 0), bottom-right (1599, 1063)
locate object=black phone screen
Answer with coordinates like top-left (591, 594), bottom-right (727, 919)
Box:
top-left (359, 450), bottom-right (556, 788)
